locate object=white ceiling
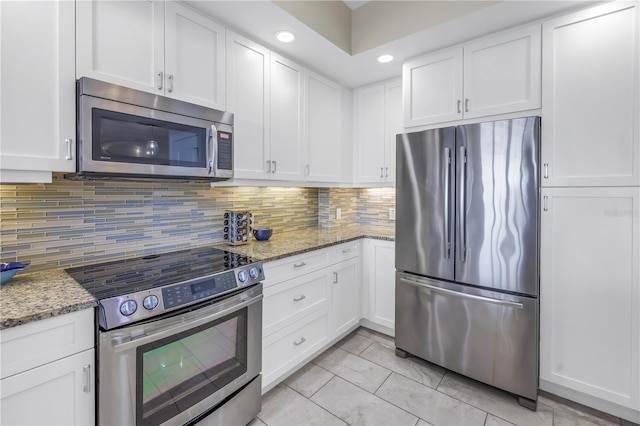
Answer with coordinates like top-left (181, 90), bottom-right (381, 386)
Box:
top-left (185, 1), bottom-right (596, 89)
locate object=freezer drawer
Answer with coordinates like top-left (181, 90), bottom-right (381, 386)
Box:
top-left (395, 272), bottom-right (538, 401)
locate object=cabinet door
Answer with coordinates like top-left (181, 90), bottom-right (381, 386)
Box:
top-left (226, 31), bottom-right (270, 179)
top-left (305, 71), bottom-right (342, 182)
top-left (384, 79), bottom-right (403, 184)
top-left (0, 349), bottom-right (95, 426)
top-left (402, 47), bottom-right (463, 127)
top-left (164, 2), bottom-right (225, 110)
top-left (270, 53), bottom-right (304, 181)
top-left (331, 258), bottom-right (360, 337)
top-left (540, 187), bottom-right (640, 411)
top-left (355, 84), bottom-right (385, 182)
top-left (364, 239), bottom-right (396, 332)
top-left (76, 0), bottom-right (164, 94)
top-left (0, 0), bottom-right (75, 182)
top-left (463, 25), bottom-right (541, 119)
top-left (542, 2), bottom-right (640, 187)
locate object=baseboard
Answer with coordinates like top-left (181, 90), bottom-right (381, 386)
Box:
top-left (359, 319), bottom-right (394, 337)
top-left (540, 379), bottom-right (640, 424)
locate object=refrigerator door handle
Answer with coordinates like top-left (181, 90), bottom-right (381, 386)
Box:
top-left (458, 146), bottom-right (467, 262)
top-left (399, 277), bottom-right (524, 309)
top-left (443, 147), bottom-right (451, 259)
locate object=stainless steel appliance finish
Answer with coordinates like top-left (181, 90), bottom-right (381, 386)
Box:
top-left (395, 116), bottom-right (540, 407)
top-left (76, 77), bottom-right (234, 181)
top-left (68, 246), bottom-right (265, 425)
top-left (99, 284), bottom-right (263, 426)
top-left (396, 272), bottom-right (538, 401)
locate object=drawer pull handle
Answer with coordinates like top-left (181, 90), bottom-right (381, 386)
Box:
top-left (333, 272), bottom-right (338, 284)
top-left (342, 249), bottom-right (351, 253)
top-left (294, 337), bottom-right (306, 346)
top-left (293, 262), bottom-right (307, 268)
top-left (293, 295), bottom-right (306, 302)
top-left (83, 365), bottom-right (91, 393)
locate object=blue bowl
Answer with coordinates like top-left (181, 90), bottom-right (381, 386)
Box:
top-left (253, 228), bottom-right (273, 241)
top-left (0, 269), bottom-right (20, 285)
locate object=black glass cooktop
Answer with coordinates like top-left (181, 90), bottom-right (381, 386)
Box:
top-left (66, 246), bottom-right (254, 299)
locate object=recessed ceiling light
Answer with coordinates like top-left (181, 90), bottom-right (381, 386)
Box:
top-left (275, 30), bottom-right (295, 43)
top-left (377, 54), bottom-right (393, 63)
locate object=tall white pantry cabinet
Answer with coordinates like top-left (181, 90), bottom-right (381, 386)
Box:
top-left (539, 1), bottom-right (640, 423)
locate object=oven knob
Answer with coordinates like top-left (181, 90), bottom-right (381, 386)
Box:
top-left (237, 270), bottom-right (248, 282)
top-left (249, 267), bottom-right (259, 279)
top-left (143, 295), bottom-right (159, 310)
top-left (120, 300), bottom-right (138, 316)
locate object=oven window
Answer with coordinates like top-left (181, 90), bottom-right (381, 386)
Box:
top-left (92, 109), bottom-right (207, 168)
top-left (136, 308), bottom-right (247, 426)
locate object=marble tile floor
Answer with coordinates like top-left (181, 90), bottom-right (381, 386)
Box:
top-left (249, 327), bottom-right (638, 426)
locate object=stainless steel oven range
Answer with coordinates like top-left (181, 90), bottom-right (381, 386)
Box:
top-left (66, 247), bottom-right (264, 426)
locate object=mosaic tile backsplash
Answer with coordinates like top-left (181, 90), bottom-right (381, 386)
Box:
top-left (0, 175), bottom-right (395, 272)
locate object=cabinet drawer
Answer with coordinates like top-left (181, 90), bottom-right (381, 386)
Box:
top-left (330, 241), bottom-right (360, 263)
top-left (263, 250), bottom-right (330, 287)
top-left (1, 309), bottom-right (94, 379)
top-left (262, 309), bottom-right (330, 387)
top-left (263, 268), bottom-right (331, 337)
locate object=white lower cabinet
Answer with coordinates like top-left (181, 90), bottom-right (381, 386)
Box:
top-left (262, 309), bottom-right (331, 389)
top-left (330, 258), bottom-right (360, 337)
top-left (362, 239), bottom-right (396, 334)
top-left (0, 349), bottom-right (95, 426)
top-left (540, 187), bottom-right (640, 420)
top-left (261, 242), bottom-right (361, 392)
top-left (0, 309), bottom-right (95, 425)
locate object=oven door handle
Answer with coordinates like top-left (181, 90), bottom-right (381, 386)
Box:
top-left (111, 293), bottom-right (263, 352)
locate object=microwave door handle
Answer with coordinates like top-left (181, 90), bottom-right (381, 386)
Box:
top-left (111, 294), bottom-right (263, 352)
top-left (209, 124), bottom-right (217, 175)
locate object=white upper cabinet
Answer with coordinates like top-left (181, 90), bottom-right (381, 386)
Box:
top-left (540, 187), bottom-right (640, 414)
top-left (76, 0), bottom-right (225, 110)
top-left (355, 79), bottom-right (401, 184)
top-left (0, 0), bottom-right (76, 183)
top-left (164, 2), bottom-right (225, 109)
top-left (403, 47), bottom-right (463, 127)
top-left (541, 1), bottom-right (640, 187)
top-left (463, 25), bottom-right (541, 119)
top-left (305, 71), bottom-right (343, 183)
top-left (270, 53), bottom-right (305, 181)
top-left (226, 34), bottom-right (304, 182)
top-left (226, 31), bottom-right (270, 180)
top-left (403, 25), bottom-right (541, 127)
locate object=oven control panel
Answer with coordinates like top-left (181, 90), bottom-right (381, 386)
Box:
top-left (98, 262), bottom-right (265, 330)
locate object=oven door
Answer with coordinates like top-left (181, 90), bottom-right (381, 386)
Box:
top-left (78, 95), bottom-right (233, 180)
top-left (98, 284), bottom-right (262, 426)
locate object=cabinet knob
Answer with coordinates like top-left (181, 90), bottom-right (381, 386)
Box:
top-left (333, 272), bottom-right (338, 283)
top-left (543, 163), bottom-right (549, 179)
top-left (457, 100), bottom-right (461, 114)
top-left (157, 71), bottom-right (163, 90)
top-left (380, 167), bottom-right (384, 178)
top-left (465, 98), bottom-right (469, 112)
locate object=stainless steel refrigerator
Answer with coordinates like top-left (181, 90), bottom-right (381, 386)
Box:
top-left (395, 116), bottom-right (540, 409)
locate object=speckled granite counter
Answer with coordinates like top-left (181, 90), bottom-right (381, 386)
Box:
top-left (0, 269), bottom-right (96, 330)
top-left (214, 225), bottom-right (395, 262)
top-left (0, 226), bottom-right (393, 330)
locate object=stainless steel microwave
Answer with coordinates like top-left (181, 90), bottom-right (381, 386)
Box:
top-left (76, 78), bottom-right (233, 181)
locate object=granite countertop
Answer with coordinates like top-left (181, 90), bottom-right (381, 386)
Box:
top-left (0, 226), bottom-right (393, 330)
top-left (0, 269), bottom-right (96, 330)
top-left (215, 225), bottom-right (395, 262)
